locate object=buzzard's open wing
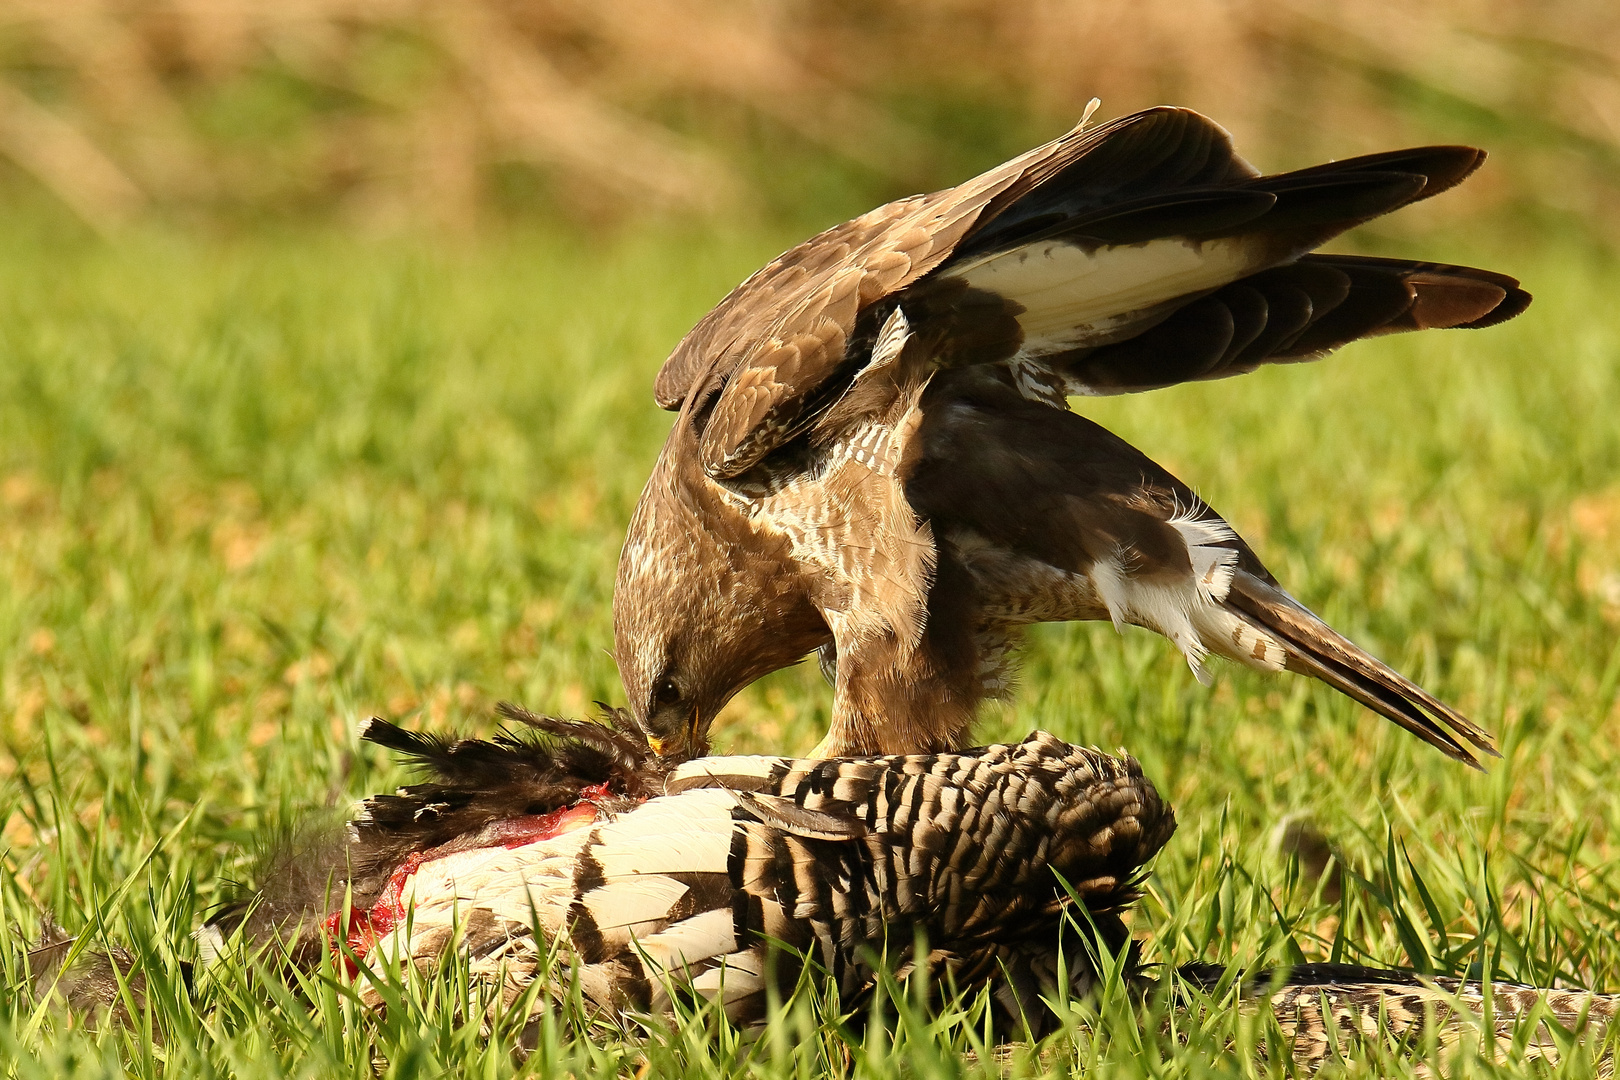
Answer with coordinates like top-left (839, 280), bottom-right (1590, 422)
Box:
top-left (650, 108), bottom-right (1214, 413)
top-left (656, 107), bottom-right (1526, 481)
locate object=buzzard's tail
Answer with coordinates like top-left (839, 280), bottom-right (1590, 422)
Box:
top-left (1222, 571), bottom-right (1497, 768)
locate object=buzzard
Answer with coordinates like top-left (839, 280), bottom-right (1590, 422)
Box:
top-left (613, 106), bottom-right (1528, 765)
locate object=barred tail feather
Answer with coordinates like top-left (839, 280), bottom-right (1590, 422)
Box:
top-left (1179, 962), bottom-right (1618, 1071)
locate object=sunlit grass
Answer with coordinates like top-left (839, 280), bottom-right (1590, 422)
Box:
top-left (1, 220), bottom-right (1618, 1077)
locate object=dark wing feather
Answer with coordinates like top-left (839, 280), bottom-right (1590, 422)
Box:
top-left (657, 106), bottom-right (1523, 480)
top-left (671, 108), bottom-right (1257, 478)
top-left (1059, 255), bottom-right (1529, 392)
top-left (951, 106), bottom-right (1260, 259)
top-left (657, 106), bottom-right (1248, 411)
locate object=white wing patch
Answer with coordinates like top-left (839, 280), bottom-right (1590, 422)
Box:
top-left (356, 790), bottom-right (756, 1022)
top-left (631, 907), bottom-right (738, 979)
top-left (593, 790), bottom-right (739, 879)
top-left (688, 951), bottom-right (768, 1020)
top-left (581, 876), bottom-right (691, 933)
top-left (944, 234), bottom-right (1271, 356)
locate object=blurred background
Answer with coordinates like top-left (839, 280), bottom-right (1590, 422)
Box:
top-left (0, 0), bottom-right (1616, 238)
top-left (2, 0), bottom-right (1619, 772)
top-left (5, 8), bottom-right (1620, 1069)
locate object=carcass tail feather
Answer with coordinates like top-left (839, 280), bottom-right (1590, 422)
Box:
top-left (1176, 961), bottom-right (1617, 1071)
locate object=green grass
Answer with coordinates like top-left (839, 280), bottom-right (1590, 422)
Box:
top-left (1, 216), bottom-right (1619, 1077)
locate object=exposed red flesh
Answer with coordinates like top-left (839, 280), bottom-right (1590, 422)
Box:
top-left (323, 783), bottom-right (618, 969)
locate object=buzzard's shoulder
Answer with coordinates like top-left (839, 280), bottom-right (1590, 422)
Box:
top-left (653, 193), bottom-right (942, 412)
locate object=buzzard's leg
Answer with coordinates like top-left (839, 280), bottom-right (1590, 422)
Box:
top-left (811, 627), bottom-right (983, 757)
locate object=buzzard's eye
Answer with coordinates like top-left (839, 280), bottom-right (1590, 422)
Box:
top-left (653, 679), bottom-right (681, 708)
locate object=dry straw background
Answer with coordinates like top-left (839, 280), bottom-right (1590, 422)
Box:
top-left (0, 0), bottom-right (1616, 233)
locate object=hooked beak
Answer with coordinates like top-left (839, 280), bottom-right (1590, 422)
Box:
top-left (648, 707), bottom-right (702, 761)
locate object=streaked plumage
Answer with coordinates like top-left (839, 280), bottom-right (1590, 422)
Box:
top-left (613, 106), bottom-right (1527, 765)
top-left (191, 709), bottom-right (1613, 1069)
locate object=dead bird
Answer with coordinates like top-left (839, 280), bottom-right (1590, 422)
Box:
top-left (193, 706), bottom-right (1613, 1068)
top-left (203, 704), bottom-right (1171, 1034)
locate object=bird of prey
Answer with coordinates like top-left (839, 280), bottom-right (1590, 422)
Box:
top-left (177, 707), bottom-right (1613, 1065)
top-left (613, 106), bottom-right (1528, 766)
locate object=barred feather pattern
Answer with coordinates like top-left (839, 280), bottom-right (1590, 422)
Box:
top-left (199, 713), bottom-right (1616, 1069)
top-left (1177, 964), bottom-right (1619, 1072)
top-left (344, 726), bottom-right (1174, 1034)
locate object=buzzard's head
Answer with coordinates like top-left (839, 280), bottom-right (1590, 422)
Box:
top-left (613, 432), bottom-right (831, 762)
